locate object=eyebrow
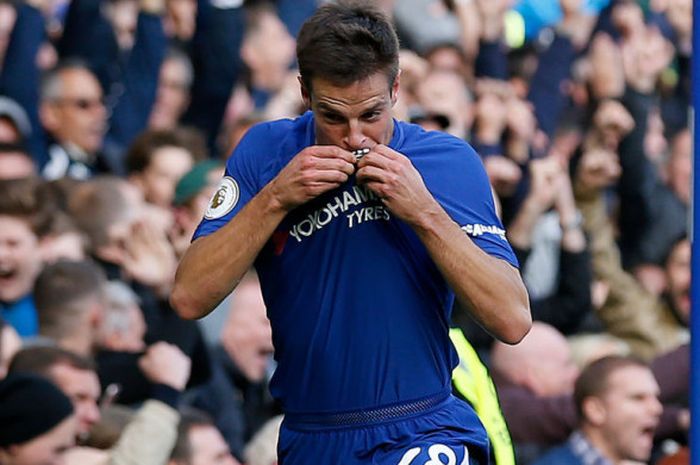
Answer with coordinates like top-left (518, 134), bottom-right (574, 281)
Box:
top-left (316, 101), bottom-right (385, 116)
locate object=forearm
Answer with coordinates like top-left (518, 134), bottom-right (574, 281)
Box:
top-left (413, 204), bottom-right (531, 344)
top-left (506, 199), bottom-right (544, 250)
top-left (453, 0), bottom-right (480, 61)
top-left (171, 186), bottom-right (286, 319)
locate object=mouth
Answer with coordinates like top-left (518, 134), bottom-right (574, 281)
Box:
top-left (0, 264), bottom-right (17, 281)
top-left (639, 422), bottom-right (658, 444)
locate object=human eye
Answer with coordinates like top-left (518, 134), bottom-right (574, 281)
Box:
top-left (322, 112), bottom-right (345, 124)
top-left (362, 110), bottom-right (381, 121)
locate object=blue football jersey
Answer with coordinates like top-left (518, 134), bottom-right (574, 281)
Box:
top-left (194, 111), bottom-right (517, 414)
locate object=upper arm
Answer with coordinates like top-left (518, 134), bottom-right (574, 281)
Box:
top-left (192, 125), bottom-right (270, 240)
top-left (432, 140), bottom-right (519, 268)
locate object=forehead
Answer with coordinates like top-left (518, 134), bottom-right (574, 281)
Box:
top-left (189, 424), bottom-right (227, 453)
top-left (668, 239), bottom-right (690, 262)
top-left (0, 214), bottom-right (34, 237)
top-left (50, 364), bottom-right (100, 396)
top-left (310, 73), bottom-right (392, 108)
top-left (59, 69), bottom-right (102, 96)
top-left (605, 365), bottom-right (658, 395)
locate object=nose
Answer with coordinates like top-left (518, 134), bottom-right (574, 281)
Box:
top-left (649, 396), bottom-right (663, 417)
top-left (81, 401), bottom-right (101, 428)
top-left (343, 120), bottom-right (367, 150)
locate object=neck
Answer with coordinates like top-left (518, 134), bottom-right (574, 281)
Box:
top-left (581, 425), bottom-right (620, 464)
top-left (59, 333), bottom-right (93, 357)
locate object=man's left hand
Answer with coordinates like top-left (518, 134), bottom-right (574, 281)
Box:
top-left (356, 145), bottom-right (437, 225)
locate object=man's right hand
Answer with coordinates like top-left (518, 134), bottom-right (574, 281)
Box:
top-left (267, 145), bottom-right (356, 211)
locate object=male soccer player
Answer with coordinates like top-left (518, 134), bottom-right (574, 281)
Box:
top-left (171, 2), bottom-right (531, 464)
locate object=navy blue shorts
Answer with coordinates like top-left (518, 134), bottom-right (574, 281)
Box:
top-left (278, 391), bottom-right (490, 465)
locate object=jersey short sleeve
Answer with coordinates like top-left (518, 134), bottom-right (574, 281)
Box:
top-left (192, 124), bottom-right (270, 240)
top-left (402, 126), bottom-right (518, 268)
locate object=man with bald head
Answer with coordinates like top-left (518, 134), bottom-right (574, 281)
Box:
top-left (193, 271), bottom-right (277, 462)
top-left (490, 322), bottom-right (580, 460)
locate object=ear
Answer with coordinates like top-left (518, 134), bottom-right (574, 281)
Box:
top-left (298, 75), bottom-right (311, 110)
top-left (40, 102), bottom-right (60, 132)
top-left (240, 40), bottom-right (257, 70)
top-left (89, 299), bottom-right (104, 329)
top-left (581, 396), bottom-right (607, 426)
top-left (521, 365), bottom-right (545, 396)
top-left (128, 173), bottom-right (145, 191)
top-left (390, 70), bottom-right (401, 106)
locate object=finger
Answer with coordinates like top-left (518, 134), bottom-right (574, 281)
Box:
top-left (307, 145), bottom-right (355, 163)
top-left (301, 169), bottom-right (351, 184)
top-left (370, 144), bottom-right (403, 160)
top-left (361, 181), bottom-right (387, 200)
top-left (356, 165), bottom-right (390, 185)
top-left (306, 157), bottom-right (355, 176)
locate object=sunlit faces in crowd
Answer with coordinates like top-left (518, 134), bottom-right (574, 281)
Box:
top-left (48, 363), bottom-right (101, 440)
top-left (221, 273), bottom-right (273, 383)
top-left (416, 69), bottom-right (472, 139)
top-left (665, 238), bottom-right (690, 323)
top-left (0, 215), bottom-right (43, 303)
top-left (0, 415), bottom-right (77, 465)
top-left (186, 424), bottom-right (239, 465)
top-left (40, 66), bottom-right (107, 155)
top-left (135, 145), bottom-right (194, 208)
top-left (577, 358), bottom-right (662, 463)
top-left (148, 50), bottom-right (193, 131)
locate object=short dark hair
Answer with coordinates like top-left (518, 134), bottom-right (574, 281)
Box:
top-left (573, 355), bottom-right (648, 420)
top-left (9, 345), bottom-right (96, 379)
top-left (0, 177), bottom-right (53, 237)
top-left (296, 0), bottom-right (399, 93)
top-left (170, 408), bottom-right (215, 464)
top-left (34, 260), bottom-right (107, 341)
top-left (125, 128), bottom-right (204, 175)
top-left (67, 176), bottom-right (131, 251)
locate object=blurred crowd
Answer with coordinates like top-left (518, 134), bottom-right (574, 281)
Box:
top-left (0, 0), bottom-right (691, 464)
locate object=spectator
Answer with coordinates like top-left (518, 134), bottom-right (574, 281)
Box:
top-left (0, 178), bottom-right (52, 338)
top-left (9, 346), bottom-right (102, 443)
top-left (0, 96), bottom-right (32, 144)
top-left (148, 48), bottom-right (194, 132)
top-left (56, 0), bottom-right (168, 171)
top-left (238, 1), bottom-right (296, 113)
top-left (168, 408), bottom-right (240, 465)
top-left (490, 322), bottom-right (579, 462)
top-left (65, 342), bottom-right (191, 465)
top-left (188, 271), bottom-right (277, 460)
top-left (415, 68), bottom-right (473, 139)
top-left (575, 148), bottom-right (690, 360)
top-left (171, 160), bottom-right (225, 259)
top-left (533, 356), bottom-right (662, 465)
top-left (38, 212), bottom-right (88, 263)
top-left (34, 259), bottom-right (107, 357)
top-left (39, 61), bottom-right (109, 180)
top-left (97, 280), bottom-right (147, 353)
top-left (0, 142), bottom-right (36, 180)
top-left (0, 374), bottom-right (76, 465)
top-left (125, 128), bottom-right (201, 209)
top-left (634, 128), bottom-right (690, 296)
top-left (67, 176), bottom-right (210, 390)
